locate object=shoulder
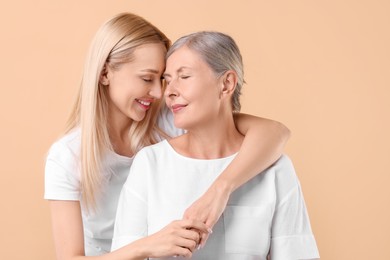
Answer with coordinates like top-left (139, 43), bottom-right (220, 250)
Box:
top-left (44, 129), bottom-right (81, 199)
top-left (273, 154), bottom-right (295, 173)
top-left (130, 140), bottom-right (177, 175)
top-left (270, 154), bottom-right (300, 195)
top-left (46, 128), bottom-right (81, 168)
top-left (124, 141), bottom-right (170, 189)
top-left (134, 140), bottom-right (170, 161)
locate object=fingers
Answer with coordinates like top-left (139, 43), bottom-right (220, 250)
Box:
top-left (198, 218), bottom-right (214, 248)
top-left (173, 246), bottom-right (193, 258)
top-left (145, 225), bottom-right (199, 259)
top-left (171, 227), bottom-right (200, 247)
top-left (199, 218), bottom-right (214, 247)
top-left (168, 229), bottom-right (200, 258)
top-left (175, 234), bottom-right (198, 252)
top-left (179, 219), bottom-right (212, 234)
top-left (163, 220), bottom-right (205, 255)
top-left (198, 232), bottom-right (209, 249)
top-left (177, 219), bottom-right (213, 250)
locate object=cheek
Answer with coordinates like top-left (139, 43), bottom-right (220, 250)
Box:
top-left (107, 87), bottom-right (123, 108)
top-left (107, 83), bottom-right (131, 106)
top-left (195, 83), bottom-right (219, 101)
top-left (110, 78), bottom-right (140, 98)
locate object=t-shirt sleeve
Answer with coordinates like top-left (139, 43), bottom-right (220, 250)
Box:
top-left (111, 149), bottom-right (149, 251)
top-left (157, 104), bottom-right (185, 138)
top-left (44, 141), bottom-right (80, 201)
top-left (270, 155), bottom-right (320, 260)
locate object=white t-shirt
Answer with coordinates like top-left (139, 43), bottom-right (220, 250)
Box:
top-left (44, 106), bottom-right (183, 255)
top-left (112, 140), bottom-right (320, 260)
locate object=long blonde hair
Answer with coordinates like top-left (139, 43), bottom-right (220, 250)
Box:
top-left (65, 13), bottom-right (170, 210)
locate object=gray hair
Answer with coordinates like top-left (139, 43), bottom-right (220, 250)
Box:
top-left (167, 31), bottom-right (244, 112)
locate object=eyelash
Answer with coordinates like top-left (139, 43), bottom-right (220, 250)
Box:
top-left (142, 76), bottom-right (166, 83)
top-left (164, 75), bottom-right (190, 85)
top-left (142, 78), bottom-right (153, 83)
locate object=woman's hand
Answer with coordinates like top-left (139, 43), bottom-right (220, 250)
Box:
top-left (139, 219), bottom-right (211, 258)
top-left (182, 181), bottom-right (231, 248)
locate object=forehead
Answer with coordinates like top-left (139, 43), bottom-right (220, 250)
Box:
top-left (166, 46), bottom-right (206, 70)
top-left (131, 43), bottom-right (166, 69)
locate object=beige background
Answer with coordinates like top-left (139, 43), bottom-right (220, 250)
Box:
top-left (1, 0), bottom-right (389, 259)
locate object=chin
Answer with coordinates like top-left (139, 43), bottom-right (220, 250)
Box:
top-left (129, 111), bottom-right (147, 122)
top-left (174, 119), bottom-right (193, 130)
top-left (173, 120), bottom-right (186, 130)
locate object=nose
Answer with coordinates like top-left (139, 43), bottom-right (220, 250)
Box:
top-left (149, 80), bottom-right (162, 99)
top-left (164, 79), bottom-right (178, 98)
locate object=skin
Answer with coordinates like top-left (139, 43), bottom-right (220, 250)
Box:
top-left (164, 47), bottom-right (224, 133)
top-left (50, 41), bottom-right (290, 259)
top-left (164, 45), bottom-right (243, 159)
top-left (102, 43), bottom-right (166, 157)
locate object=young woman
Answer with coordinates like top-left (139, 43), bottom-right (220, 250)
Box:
top-left (111, 31), bottom-right (319, 259)
top-left (44, 13), bottom-right (290, 259)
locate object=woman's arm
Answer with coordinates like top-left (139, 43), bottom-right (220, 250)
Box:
top-left (217, 113), bottom-right (290, 192)
top-left (49, 201), bottom-right (86, 259)
top-left (183, 114), bottom-right (290, 245)
top-left (50, 201), bottom-right (206, 260)
top-left (50, 200), bottom-right (147, 260)
top-left (115, 219), bottom-right (209, 259)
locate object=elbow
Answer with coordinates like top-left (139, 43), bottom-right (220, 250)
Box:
top-left (264, 120), bottom-right (291, 150)
top-left (275, 120), bottom-right (291, 143)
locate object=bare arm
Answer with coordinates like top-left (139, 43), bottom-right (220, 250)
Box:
top-left (183, 114), bottom-right (290, 245)
top-left (50, 201), bottom-right (207, 260)
top-left (216, 113), bottom-right (290, 192)
top-left (50, 201), bottom-right (145, 260)
top-left (49, 200), bottom-right (86, 260)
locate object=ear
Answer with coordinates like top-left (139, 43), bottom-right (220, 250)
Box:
top-left (220, 70), bottom-right (238, 95)
top-left (99, 64), bottom-right (110, 86)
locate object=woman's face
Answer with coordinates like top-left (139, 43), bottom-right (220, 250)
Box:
top-left (104, 43), bottom-right (166, 124)
top-left (164, 46), bottom-right (222, 130)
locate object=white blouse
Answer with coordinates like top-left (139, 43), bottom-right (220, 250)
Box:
top-left (112, 140), bottom-right (320, 259)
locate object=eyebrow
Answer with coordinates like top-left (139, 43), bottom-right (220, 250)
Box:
top-left (163, 66), bottom-right (190, 78)
top-left (140, 69), bottom-right (160, 74)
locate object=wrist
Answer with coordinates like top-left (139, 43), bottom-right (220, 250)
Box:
top-left (128, 239), bottom-right (149, 260)
top-left (212, 177), bottom-right (235, 197)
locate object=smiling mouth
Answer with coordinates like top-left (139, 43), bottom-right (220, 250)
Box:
top-left (136, 99), bottom-right (152, 110)
top-left (171, 104), bottom-right (187, 112)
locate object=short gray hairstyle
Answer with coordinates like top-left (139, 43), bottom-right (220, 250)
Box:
top-left (167, 31), bottom-right (244, 112)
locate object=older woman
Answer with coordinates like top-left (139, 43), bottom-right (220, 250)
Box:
top-left (111, 31), bottom-right (319, 259)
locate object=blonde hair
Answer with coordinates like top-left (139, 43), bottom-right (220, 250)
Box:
top-left (65, 13), bottom-right (170, 210)
top-left (167, 31), bottom-right (244, 112)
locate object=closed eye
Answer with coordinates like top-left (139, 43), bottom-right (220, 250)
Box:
top-left (142, 78), bottom-right (153, 82)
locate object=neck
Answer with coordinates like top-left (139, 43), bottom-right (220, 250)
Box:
top-left (173, 112), bottom-right (244, 159)
top-left (107, 110), bottom-right (133, 157)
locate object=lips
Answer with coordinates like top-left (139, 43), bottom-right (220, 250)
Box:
top-left (136, 99), bottom-right (153, 110)
top-left (171, 104), bottom-right (187, 113)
